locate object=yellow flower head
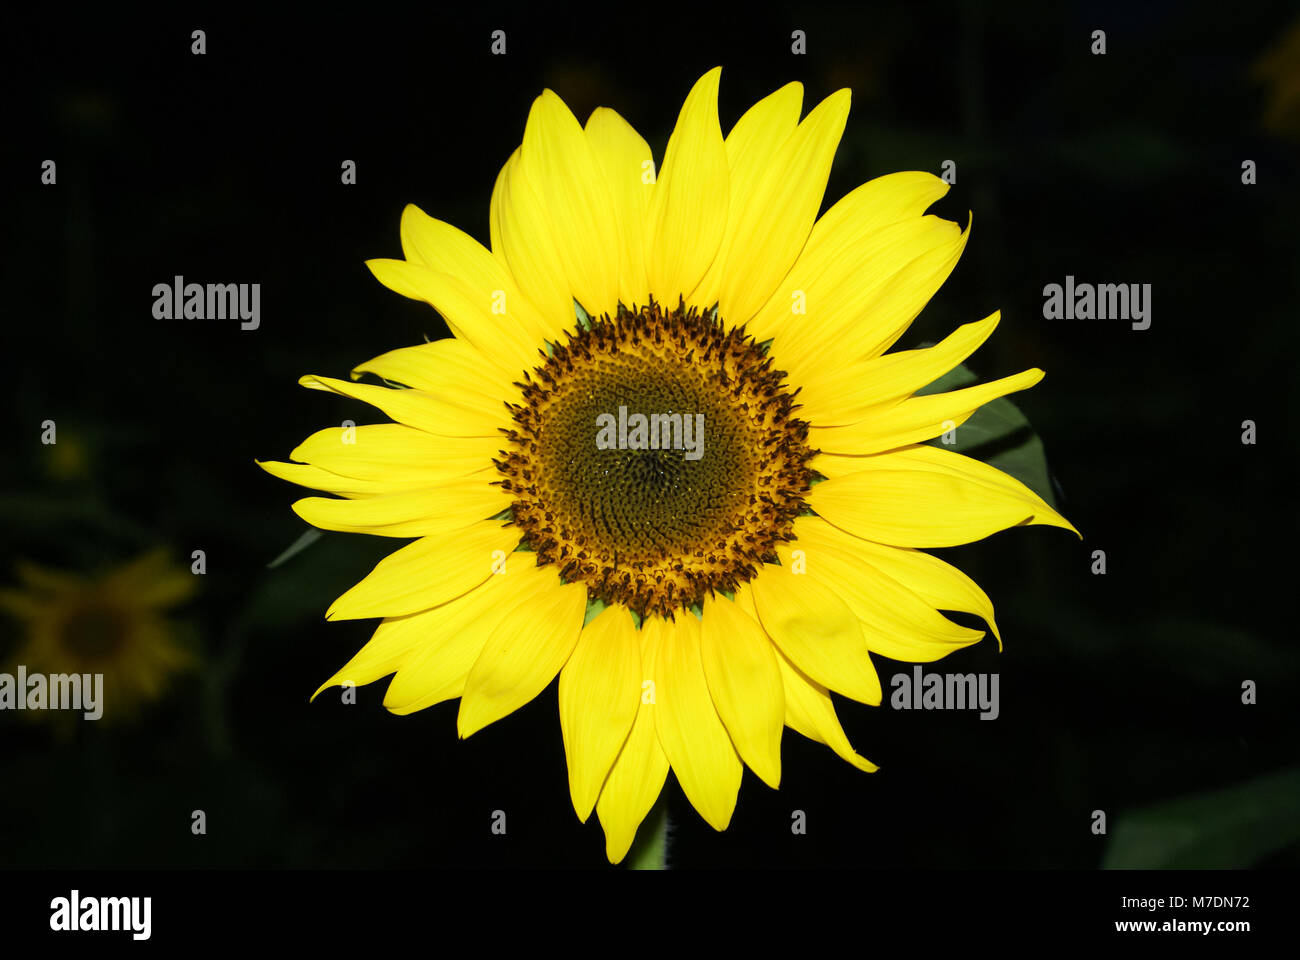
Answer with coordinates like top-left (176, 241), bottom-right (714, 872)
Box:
top-left (0, 550), bottom-right (196, 724)
top-left (261, 68), bottom-right (1076, 863)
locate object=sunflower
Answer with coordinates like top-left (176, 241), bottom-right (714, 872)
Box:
top-left (0, 550), bottom-right (195, 723)
top-left (260, 67), bottom-right (1075, 863)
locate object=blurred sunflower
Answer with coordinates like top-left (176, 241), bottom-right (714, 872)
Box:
top-left (261, 67), bottom-right (1075, 863)
top-left (1254, 16), bottom-right (1300, 141)
top-left (0, 550), bottom-right (195, 723)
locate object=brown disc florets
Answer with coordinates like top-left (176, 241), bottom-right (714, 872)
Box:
top-left (494, 300), bottom-right (815, 618)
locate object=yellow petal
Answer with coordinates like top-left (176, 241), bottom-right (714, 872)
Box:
top-left (290, 424), bottom-right (499, 484)
top-left (517, 90), bottom-right (620, 319)
top-left (767, 215), bottom-right (968, 386)
top-left (647, 613), bottom-right (742, 831)
top-left (585, 107), bottom-right (654, 309)
top-left (690, 81), bottom-right (803, 310)
top-left (809, 366), bottom-right (1045, 456)
top-left (784, 517), bottom-right (985, 662)
top-left (774, 646), bottom-right (879, 773)
top-left (849, 213), bottom-right (971, 362)
top-left (257, 459), bottom-right (395, 498)
top-left (807, 528), bottom-right (1002, 647)
top-left (699, 595), bottom-right (784, 788)
top-left (456, 569), bottom-right (587, 737)
top-left (595, 624), bottom-right (670, 863)
top-left (489, 147), bottom-right (576, 338)
top-left (749, 562), bottom-right (882, 705)
top-left (809, 443), bottom-right (1078, 547)
top-left (805, 169), bottom-right (953, 244)
top-left (559, 606), bottom-right (642, 821)
top-left (350, 337), bottom-right (514, 418)
top-left (290, 475), bottom-right (510, 538)
top-left (722, 82), bottom-right (803, 186)
top-left (312, 592), bottom-right (491, 705)
top-left (365, 258), bottom-right (542, 375)
top-left (380, 616), bottom-right (485, 714)
top-left (297, 374), bottom-right (508, 439)
top-left (488, 147), bottom-right (512, 256)
top-left (716, 88), bottom-right (851, 325)
top-left (645, 67), bottom-right (729, 308)
top-left (797, 311), bottom-right (1000, 427)
top-left (325, 521), bottom-right (516, 620)
top-left (375, 570), bottom-right (550, 714)
top-left (395, 203), bottom-right (562, 346)
top-left (261, 448), bottom-right (492, 499)
top-left (747, 170), bottom-right (953, 345)
top-left (313, 617), bottom-right (425, 702)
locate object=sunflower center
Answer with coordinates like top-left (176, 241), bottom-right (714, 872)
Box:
top-left (58, 604), bottom-right (129, 663)
top-left (496, 301), bottom-right (815, 618)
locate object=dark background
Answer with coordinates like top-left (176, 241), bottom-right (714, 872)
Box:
top-left (1, 1), bottom-right (1296, 869)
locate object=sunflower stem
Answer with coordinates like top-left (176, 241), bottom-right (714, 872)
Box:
top-left (627, 799), bottom-right (670, 870)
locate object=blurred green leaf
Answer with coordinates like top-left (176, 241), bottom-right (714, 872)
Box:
top-left (1103, 766), bottom-right (1300, 869)
top-left (268, 528), bottom-right (324, 569)
top-left (916, 362), bottom-right (1060, 508)
top-left (0, 494), bottom-right (149, 543)
top-left (247, 531), bottom-right (390, 631)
